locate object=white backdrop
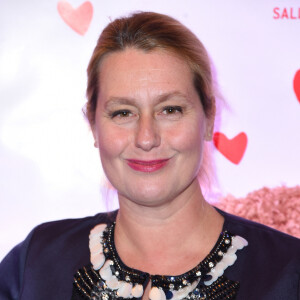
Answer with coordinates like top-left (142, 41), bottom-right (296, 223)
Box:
top-left (1, 0), bottom-right (299, 260)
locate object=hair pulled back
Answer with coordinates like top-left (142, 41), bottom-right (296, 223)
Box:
top-left (85, 11), bottom-right (215, 126)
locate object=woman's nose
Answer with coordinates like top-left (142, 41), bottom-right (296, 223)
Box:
top-left (135, 115), bottom-right (161, 151)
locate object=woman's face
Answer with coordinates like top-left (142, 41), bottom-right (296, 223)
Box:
top-left (92, 48), bottom-right (213, 207)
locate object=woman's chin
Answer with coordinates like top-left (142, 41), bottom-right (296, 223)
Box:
top-left (119, 183), bottom-right (184, 209)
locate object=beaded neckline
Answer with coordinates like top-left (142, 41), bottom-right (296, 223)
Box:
top-left (81, 222), bottom-right (248, 299)
top-left (106, 222), bottom-right (232, 287)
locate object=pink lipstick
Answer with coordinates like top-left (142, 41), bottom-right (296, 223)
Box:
top-left (127, 159), bottom-right (169, 172)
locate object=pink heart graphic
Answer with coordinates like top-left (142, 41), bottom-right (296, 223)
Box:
top-left (293, 69), bottom-right (300, 103)
top-left (57, 1), bottom-right (93, 36)
top-left (213, 132), bottom-right (248, 165)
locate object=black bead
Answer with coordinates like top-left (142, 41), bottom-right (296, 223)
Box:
top-left (193, 289), bottom-right (200, 295)
top-left (110, 265), bottom-right (116, 273)
top-left (202, 274), bottom-right (212, 282)
top-left (166, 290), bottom-right (173, 299)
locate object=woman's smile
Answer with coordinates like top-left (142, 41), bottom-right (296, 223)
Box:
top-left (126, 159), bottom-right (170, 172)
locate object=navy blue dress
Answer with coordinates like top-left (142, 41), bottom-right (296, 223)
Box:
top-left (0, 209), bottom-right (299, 299)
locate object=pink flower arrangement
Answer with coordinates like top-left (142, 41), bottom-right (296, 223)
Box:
top-left (216, 186), bottom-right (300, 238)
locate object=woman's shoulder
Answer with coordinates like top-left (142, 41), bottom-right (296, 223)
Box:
top-left (0, 210), bottom-right (118, 300)
top-left (22, 210), bottom-right (119, 268)
top-left (218, 208), bottom-right (300, 261)
top-left (220, 207), bottom-right (300, 242)
top-left (21, 210), bottom-right (118, 255)
top-left (31, 210), bottom-right (118, 237)
top-left (216, 209), bottom-right (300, 299)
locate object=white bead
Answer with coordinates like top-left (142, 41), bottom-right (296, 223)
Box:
top-left (214, 262), bottom-right (225, 277)
top-left (90, 242), bottom-right (103, 254)
top-left (89, 232), bottom-right (100, 240)
top-left (117, 282), bottom-right (132, 298)
top-left (222, 253), bottom-right (237, 266)
top-left (172, 290), bottom-right (184, 300)
top-left (191, 280), bottom-right (199, 290)
top-left (106, 275), bottom-right (120, 290)
top-left (177, 286), bottom-right (188, 298)
top-left (89, 235), bottom-right (100, 244)
top-left (233, 236), bottom-right (248, 249)
top-left (204, 278), bottom-right (215, 286)
top-left (172, 292), bottom-right (181, 300)
top-left (99, 262), bottom-right (112, 280)
top-left (89, 237), bottom-right (101, 246)
top-left (102, 259), bottom-right (113, 270)
top-left (159, 289), bottom-right (166, 300)
top-left (226, 245), bottom-right (237, 255)
top-left (205, 251), bottom-right (239, 286)
top-left (91, 252), bottom-right (105, 270)
top-left (149, 287), bottom-right (162, 300)
top-left (89, 238), bottom-right (102, 248)
top-left (90, 224), bottom-right (107, 237)
top-left (131, 284), bottom-right (143, 298)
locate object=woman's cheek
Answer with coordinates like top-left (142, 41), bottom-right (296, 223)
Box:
top-left (166, 120), bottom-right (204, 151)
top-left (98, 126), bottom-right (132, 157)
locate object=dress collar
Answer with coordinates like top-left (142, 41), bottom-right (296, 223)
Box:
top-left (87, 221), bottom-right (248, 299)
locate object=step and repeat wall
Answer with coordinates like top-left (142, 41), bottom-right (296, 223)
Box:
top-left (0, 0), bottom-right (299, 259)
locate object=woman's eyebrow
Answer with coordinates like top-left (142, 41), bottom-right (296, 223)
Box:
top-left (104, 91), bottom-right (189, 109)
top-left (104, 97), bottom-right (135, 108)
top-left (157, 91), bottom-right (189, 103)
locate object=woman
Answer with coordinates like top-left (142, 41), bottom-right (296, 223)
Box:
top-left (0, 12), bottom-right (299, 300)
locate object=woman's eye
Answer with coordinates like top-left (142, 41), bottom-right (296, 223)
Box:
top-left (162, 106), bottom-right (183, 115)
top-left (111, 110), bottom-right (132, 118)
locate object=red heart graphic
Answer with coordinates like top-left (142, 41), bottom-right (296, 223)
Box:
top-left (293, 69), bottom-right (300, 103)
top-left (213, 132), bottom-right (248, 164)
top-left (57, 1), bottom-right (93, 36)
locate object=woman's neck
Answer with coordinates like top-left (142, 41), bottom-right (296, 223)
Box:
top-left (114, 179), bottom-right (224, 275)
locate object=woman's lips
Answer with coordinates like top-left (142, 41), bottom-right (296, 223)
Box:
top-left (126, 159), bottom-right (169, 172)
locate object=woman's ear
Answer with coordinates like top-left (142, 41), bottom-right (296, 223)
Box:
top-left (205, 124), bottom-right (214, 141)
top-left (91, 125), bottom-right (99, 148)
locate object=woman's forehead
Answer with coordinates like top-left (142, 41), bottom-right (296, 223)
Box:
top-left (94, 48), bottom-right (206, 125)
top-left (98, 48), bottom-right (194, 95)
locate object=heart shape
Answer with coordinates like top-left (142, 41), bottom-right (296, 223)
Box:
top-left (57, 1), bottom-right (93, 36)
top-left (213, 132), bottom-right (248, 164)
top-left (293, 69), bottom-right (300, 103)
